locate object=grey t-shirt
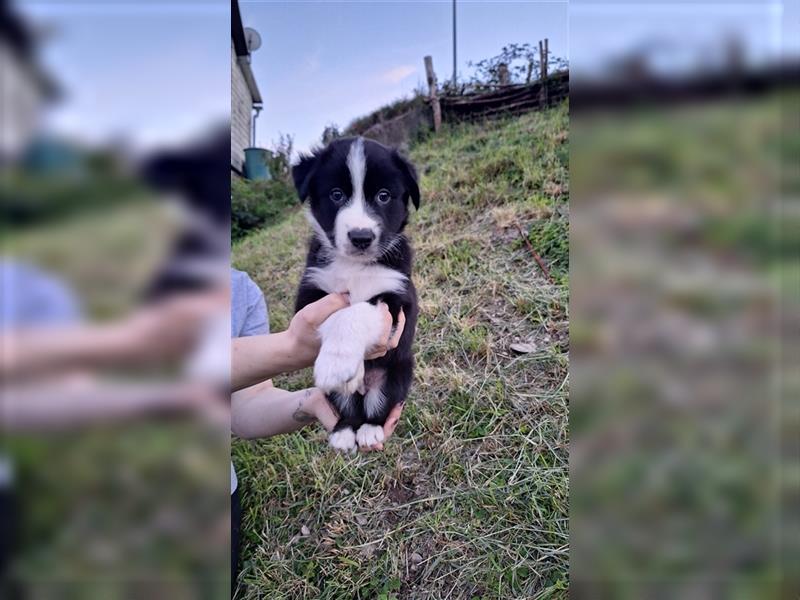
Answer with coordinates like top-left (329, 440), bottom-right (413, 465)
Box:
top-left (230, 268), bottom-right (269, 493)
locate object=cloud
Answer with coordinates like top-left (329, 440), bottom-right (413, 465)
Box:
top-left (378, 65), bottom-right (416, 84)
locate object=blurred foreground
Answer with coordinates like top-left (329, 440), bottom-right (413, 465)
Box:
top-left (570, 1), bottom-right (797, 596)
top-left (1, 1), bottom-right (230, 596)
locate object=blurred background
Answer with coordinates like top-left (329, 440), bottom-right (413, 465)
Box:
top-left (1, 0), bottom-right (230, 596)
top-left (570, 0), bottom-right (797, 597)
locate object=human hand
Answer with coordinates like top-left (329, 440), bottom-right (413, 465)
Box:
top-left (124, 291), bottom-right (226, 362)
top-left (287, 293), bottom-right (350, 366)
top-left (359, 402), bottom-right (405, 452)
top-left (304, 387), bottom-right (340, 431)
top-left (365, 305), bottom-right (406, 360)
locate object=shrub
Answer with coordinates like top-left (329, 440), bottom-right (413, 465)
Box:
top-left (231, 176), bottom-right (297, 241)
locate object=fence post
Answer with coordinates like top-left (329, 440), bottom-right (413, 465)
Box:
top-left (424, 55), bottom-right (442, 133)
top-left (539, 39), bottom-right (549, 108)
top-left (498, 62), bottom-right (510, 86)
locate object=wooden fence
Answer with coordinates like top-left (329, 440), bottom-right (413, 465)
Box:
top-left (424, 39), bottom-right (568, 129)
top-left (438, 72), bottom-right (569, 121)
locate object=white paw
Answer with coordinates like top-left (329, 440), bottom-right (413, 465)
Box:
top-left (314, 346), bottom-right (365, 395)
top-left (356, 424), bottom-right (385, 448)
top-left (329, 428), bottom-right (357, 453)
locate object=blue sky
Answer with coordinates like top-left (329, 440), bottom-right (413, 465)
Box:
top-left (20, 1), bottom-right (231, 151)
top-left (239, 0), bottom-right (569, 155)
top-left (16, 1), bottom-right (793, 155)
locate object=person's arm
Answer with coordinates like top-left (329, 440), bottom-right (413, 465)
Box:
top-left (231, 382), bottom-right (405, 451)
top-left (0, 292), bottom-right (224, 380)
top-left (231, 384), bottom-right (337, 439)
top-left (231, 294), bottom-right (405, 392)
top-left (0, 377), bottom-right (219, 431)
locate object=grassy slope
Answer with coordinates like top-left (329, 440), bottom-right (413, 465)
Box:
top-left (232, 103), bottom-right (569, 600)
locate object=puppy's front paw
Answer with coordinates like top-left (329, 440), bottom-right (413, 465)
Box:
top-left (329, 428), bottom-right (357, 453)
top-left (356, 424), bottom-right (385, 448)
top-left (314, 346), bottom-right (365, 395)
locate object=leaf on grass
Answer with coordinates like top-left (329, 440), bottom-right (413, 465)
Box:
top-left (510, 342), bottom-right (537, 354)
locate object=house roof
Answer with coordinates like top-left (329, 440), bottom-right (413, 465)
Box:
top-left (0, 3), bottom-right (60, 100)
top-left (231, 0), bottom-right (262, 104)
top-left (232, 0), bottom-right (248, 58)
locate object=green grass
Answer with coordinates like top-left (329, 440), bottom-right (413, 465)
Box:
top-left (232, 102), bottom-right (570, 599)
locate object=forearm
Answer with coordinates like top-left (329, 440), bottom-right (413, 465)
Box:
top-left (1, 326), bottom-right (123, 379)
top-left (231, 385), bottom-right (336, 439)
top-left (0, 378), bottom-right (207, 431)
top-left (231, 331), bottom-right (314, 391)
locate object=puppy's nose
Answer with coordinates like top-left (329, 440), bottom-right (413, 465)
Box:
top-left (348, 228), bottom-right (375, 250)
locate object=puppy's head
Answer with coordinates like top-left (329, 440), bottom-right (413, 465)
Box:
top-left (292, 137), bottom-right (420, 261)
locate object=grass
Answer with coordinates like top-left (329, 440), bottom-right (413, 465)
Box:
top-left (232, 102), bottom-right (570, 599)
top-left (569, 93), bottom-right (795, 595)
top-left (5, 200), bottom-right (228, 595)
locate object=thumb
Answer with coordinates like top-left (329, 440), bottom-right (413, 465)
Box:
top-left (306, 293), bottom-right (350, 326)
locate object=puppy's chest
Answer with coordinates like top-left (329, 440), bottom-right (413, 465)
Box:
top-left (305, 260), bottom-right (407, 303)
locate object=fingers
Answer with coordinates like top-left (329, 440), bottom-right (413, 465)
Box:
top-left (387, 309), bottom-right (406, 350)
top-left (383, 402), bottom-right (404, 439)
top-left (358, 403), bottom-right (404, 452)
top-left (302, 293), bottom-right (350, 327)
top-left (308, 387), bottom-right (339, 432)
top-left (365, 305), bottom-right (404, 360)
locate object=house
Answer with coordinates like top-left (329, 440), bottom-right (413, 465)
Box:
top-left (231, 0), bottom-right (262, 175)
top-left (0, 3), bottom-right (59, 165)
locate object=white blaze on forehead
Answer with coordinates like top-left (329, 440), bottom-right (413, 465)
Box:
top-left (346, 137), bottom-right (367, 199)
top-left (334, 137), bottom-right (380, 253)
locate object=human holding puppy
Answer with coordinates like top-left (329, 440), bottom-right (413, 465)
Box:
top-left (229, 268), bottom-right (405, 589)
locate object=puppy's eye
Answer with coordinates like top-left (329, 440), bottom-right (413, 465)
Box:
top-left (376, 189), bottom-right (391, 204)
top-left (329, 188), bottom-right (345, 204)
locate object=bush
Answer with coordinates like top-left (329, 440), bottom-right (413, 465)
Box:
top-left (231, 176), bottom-right (297, 241)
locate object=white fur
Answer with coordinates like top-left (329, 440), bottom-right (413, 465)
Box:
top-left (329, 428), bottom-right (357, 453)
top-left (363, 368), bottom-right (387, 420)
top-left (314, 302), bottom-right (385, 394)
top-left (305, 258), bottom-right (406, 304)
top-left (356, 424), bottom-right (384, 448)
top-left (334, 138), bottom-right (380, 254)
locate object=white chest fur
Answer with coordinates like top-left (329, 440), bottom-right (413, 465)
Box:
top-left (305, 258), bottom-right (407, 303)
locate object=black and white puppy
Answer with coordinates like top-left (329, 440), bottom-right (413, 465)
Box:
top-left (292, 137), bottom-right (419, 453)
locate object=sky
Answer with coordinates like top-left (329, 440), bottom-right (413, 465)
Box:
top-left (13, 1), bottom-right (794, 155)
top-left (19, 0), bottom-right (231, 152)
top-left (239, 0), bottom-right (569, 155)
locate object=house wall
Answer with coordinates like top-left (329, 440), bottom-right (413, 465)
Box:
top-left (231, 41), bottom-right (252, 173)
top-left (0, 40), bottom-right (44, 162)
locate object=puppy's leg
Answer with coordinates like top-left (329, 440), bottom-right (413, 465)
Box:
top-left (356, 368), bottom-right (387, 448)
top-left (327, 391), bottom-right (363, 454)
top-left (314, 302), bottom-right (385, 395)
top-left (355, 365), bottom-right (412, 449)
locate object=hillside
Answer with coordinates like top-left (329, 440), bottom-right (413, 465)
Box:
top-left (232, 103), bottom-right (570, 599)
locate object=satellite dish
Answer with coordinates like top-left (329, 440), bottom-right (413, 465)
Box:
top-left (244, 27), bottom-right (262, 53)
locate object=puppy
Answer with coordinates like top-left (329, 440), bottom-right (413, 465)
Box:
top-left (292, 137), bottom-right (419, 452)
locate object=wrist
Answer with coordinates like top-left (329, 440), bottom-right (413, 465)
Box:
top-left (307, 388), bottom-right (338, 431)
top-left (282, 328), bottom-right (317, 370)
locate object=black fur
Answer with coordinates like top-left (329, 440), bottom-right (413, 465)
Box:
top-left (292, 137), bottom-right (420, 446)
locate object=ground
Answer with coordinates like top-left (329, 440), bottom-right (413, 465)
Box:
top-left (232, 103), bottom-right (570, 600)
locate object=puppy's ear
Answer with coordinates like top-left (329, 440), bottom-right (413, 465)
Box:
top-left (392, 150), bottom-right (420, 210)
top-left (292, 152), bottom-right (319, 202)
